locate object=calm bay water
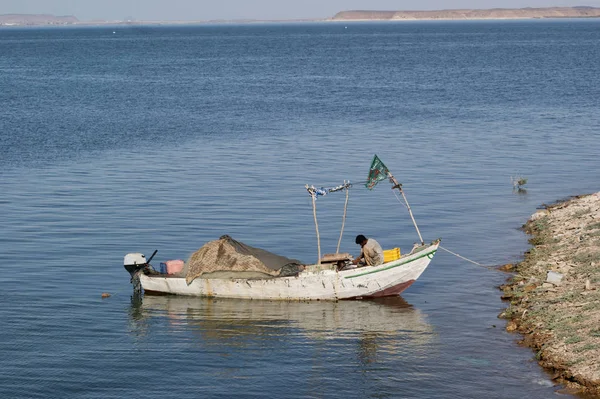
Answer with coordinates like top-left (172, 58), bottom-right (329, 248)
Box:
top-left (1, 20), bottom-right (600, 398)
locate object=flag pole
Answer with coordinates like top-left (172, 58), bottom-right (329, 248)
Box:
top-left (389, 174), bottom-right (424, 245)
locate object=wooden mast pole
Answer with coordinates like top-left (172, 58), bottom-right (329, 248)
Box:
top-left (336, 180), bottom-right (349, 254)
top-left (390, 175), bottom-right (424, 245)
top-left (312, 193), bottom-right (322, 264)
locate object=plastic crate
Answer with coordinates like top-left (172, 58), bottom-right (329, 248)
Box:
top-left (383, 248), bottom-right (401, 263)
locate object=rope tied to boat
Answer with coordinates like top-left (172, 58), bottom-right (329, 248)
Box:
top-left (438, 246), bottom-right (503, 272)
top-left (391, 187), bottom-right (503, 272)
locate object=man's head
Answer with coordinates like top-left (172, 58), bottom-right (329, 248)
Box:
top-left (355, 235), bottom-right (367, 247)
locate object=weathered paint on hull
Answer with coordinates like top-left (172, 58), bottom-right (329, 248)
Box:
top-left (139, 242), bottom-right (439, 300)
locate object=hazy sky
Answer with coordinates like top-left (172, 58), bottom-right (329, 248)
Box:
top-left (2, 0), bottom-right (600, 21)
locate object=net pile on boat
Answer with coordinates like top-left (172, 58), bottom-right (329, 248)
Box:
top-left (185, 235), bottom-right (303, 284)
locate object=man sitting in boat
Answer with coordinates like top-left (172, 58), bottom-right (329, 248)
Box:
top-left (352, 235), bottom-right (384, 266)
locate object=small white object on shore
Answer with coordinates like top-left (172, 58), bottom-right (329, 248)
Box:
top-left (530, 210), bottom-right (548, 222)
top-left (546, 270), bottom-right (563, 286)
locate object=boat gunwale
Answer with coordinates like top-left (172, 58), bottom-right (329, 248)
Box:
top-left (342, 246), bottom-right (438, 279)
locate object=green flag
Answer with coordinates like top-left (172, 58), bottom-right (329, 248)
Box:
top-left (365, 155), bottom-right (390, 190)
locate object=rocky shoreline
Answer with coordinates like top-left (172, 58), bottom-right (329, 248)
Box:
top-left (500, 193), bottom-right (600, 395)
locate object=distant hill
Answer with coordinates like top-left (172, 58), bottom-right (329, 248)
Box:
top-left (332, 7), bottom-right (600, 21)
top-left (0, 14), bottom-right (79, 26)
top-left (3, 7), bottom-right (600, 27)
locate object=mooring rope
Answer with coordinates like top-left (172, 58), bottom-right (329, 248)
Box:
top-left (392, 189), bottom-right (501, 271)
top-left (438, 246), bottom-right (501, 272)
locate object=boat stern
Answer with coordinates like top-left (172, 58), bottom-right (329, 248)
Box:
top-left (124, 252), bottom-right (150, 293)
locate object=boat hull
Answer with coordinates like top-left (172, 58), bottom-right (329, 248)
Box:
top-left (139, 241), bottom-right (439, 300)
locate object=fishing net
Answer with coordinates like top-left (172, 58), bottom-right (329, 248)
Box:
top-left (185, 235), bottom-right (303, 284)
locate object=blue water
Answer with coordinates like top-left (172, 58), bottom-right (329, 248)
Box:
top-left (1, 20), bottom-right (600, 398)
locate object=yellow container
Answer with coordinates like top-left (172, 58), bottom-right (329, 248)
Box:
top-left (383, 247), bottom-right (401, 263)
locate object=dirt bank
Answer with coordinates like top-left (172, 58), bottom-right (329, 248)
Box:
top-left (500, 192), bottom-right (600, 394)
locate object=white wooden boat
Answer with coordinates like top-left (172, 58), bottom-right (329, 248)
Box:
top-left (125, 155), bottom-right (439, 300)
top-left (135, 240), bottom-right (439, 300)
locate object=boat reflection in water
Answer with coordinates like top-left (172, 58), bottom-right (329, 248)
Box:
top-left (129, 294), bottom-right (435, 364)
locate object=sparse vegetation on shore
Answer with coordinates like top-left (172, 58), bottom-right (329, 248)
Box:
top-left (500, 193), bottom-right (600, 394)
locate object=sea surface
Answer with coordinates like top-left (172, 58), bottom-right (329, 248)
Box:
top-left (1, 20), bottom-right (600, 398)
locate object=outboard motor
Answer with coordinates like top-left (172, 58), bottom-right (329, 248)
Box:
top-left (124, 253), bottom-right (148, 277)
top-left (124, 250), bottom-right (157, 293)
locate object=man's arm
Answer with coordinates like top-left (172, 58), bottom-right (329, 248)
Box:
top-left (353, 251), bottom-right (364, 265)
